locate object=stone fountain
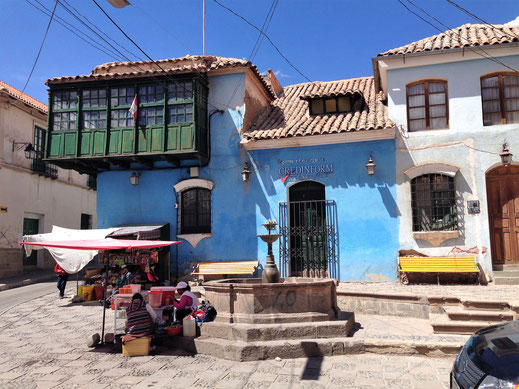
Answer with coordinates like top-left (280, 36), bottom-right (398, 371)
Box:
top-left (172, 219), bottom-right (356, 361)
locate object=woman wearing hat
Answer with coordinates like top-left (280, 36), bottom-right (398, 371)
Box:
top-left (173, 281), bottom-right (200, 321)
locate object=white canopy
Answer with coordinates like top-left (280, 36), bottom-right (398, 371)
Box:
top-left (22, 225), bottom-right (118, 274)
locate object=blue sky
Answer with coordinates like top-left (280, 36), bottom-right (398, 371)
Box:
top-left (2, 0), bottom-right (518, 103)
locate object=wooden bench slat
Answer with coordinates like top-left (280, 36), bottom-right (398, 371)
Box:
top-left (192, 260), bottom-right (259, 275)
top-left (398, 256), bottom-right (478, 273)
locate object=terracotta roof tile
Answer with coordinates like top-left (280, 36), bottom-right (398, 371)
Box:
top-left (46, 55), bottom-right (274, 98)
top-left (0, 81), bottom-right (47, 113)
top-left (244, 76), bottom-right (393, 141)
top-left (379, 23), bottom-right (519, 57)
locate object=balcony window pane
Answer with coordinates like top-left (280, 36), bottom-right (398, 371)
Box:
top-left (503, 75), bottom-right (519, 86)
top-left (429, 105), bottom-right (446, 118)
top-left (408, 107), bottom-right (425, 120)
top-left (337, 96), bottom-right (351, 112)
top-left (409, 119), bottom-right (426, 131)
top-left (428, 82), bottom-right (445, 93)
top-left (431, 117), bottom-right (447, 129)
top-left (408, 83), bottom-right (425, 95)
top-left (408, 94), bottom-right (425, 107)
top-left (110, 87), bottom-right (134, 107)
top-left (505, 111), bottom-right (519, 123)
top-left (504, 85), bottom-right (519, 98)
top-left (481, 76), bottom-right (499, 88)
top-left (110, 109), bottom-right (133, 128)
top-left (429, 93), bottom-right (446, 105)
top-left (482, 87), bottom-right (499, 100)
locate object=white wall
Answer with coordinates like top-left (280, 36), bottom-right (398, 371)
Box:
top-left (0, 96), bottom-right (97, 276)
top-left (386, 53), bottom-right (519, 275)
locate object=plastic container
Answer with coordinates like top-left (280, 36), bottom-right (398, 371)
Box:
top-left (94, 286), bottom-right (104, 300)
top-left (129, 284), bottom-right (141, 294)
top-left (122, 336), bottom-right (151, 357)
top-left (182, 315), bottom-right (196, 337)
top-left (150, 287), bottom-right (177, 306)
top-left (149, 291), bottom-right (162, 308)
top-left (82, 285), bottom-right (94, 301)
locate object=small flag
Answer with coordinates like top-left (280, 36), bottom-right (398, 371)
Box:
top-left (129, 95), bottom-right (138, 120)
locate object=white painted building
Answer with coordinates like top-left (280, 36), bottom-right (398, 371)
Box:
top-left (0, 81), bottom-right (97, 277)
top-left (373, 24), bottom-right (519, 280)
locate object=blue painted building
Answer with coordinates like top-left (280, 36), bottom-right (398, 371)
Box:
top-left (45, 56), bottom-right (399, 282)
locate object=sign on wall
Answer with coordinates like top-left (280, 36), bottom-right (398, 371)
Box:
top-left (278, 157), bottom-right (334, 183)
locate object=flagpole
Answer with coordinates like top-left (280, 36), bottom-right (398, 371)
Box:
top-left (203, 0), bottom-right (205, 55)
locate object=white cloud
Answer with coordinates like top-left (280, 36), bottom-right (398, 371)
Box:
top-left (273, 70), bottom-right (291, 79)
top-left (505, 16), bottom-right (519, 25)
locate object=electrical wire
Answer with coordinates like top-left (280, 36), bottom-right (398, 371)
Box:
top-left (92, 0), bottom-right (235, 111)
top-left (21, 0), bottom-right (59, 95)
top-left (225, 0), bottom-right (278, 108)
top-left (60, 0), bottom-right (143, 60)
top-left (396, 0), bottom-right (519, 74)
top-left (25, 0), bottom-right (120, 60)
top-left (211, 0), bottom-right (313, 83)
top-left (445, 0), bottom-right (519, 41)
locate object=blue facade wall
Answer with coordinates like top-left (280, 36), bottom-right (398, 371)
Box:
top-left (97, 73), bottom-right (399, 282)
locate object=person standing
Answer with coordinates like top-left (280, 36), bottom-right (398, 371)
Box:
top-left (54, 263), bottom-right (69, 299)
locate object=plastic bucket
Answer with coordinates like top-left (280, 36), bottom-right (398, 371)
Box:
top-left (149, 291), bottom-right (162, 308)
top-left (82, 285), bottom-right (94, 301)
top-left (94, 286), bottom-right (104, 300)
top-left (129, 284), bottom-right (141, 294)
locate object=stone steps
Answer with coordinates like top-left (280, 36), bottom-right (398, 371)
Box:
top-left (494, 277), bottom-right (519, 285)
top-left (461, 299), bottom-right (512, 311)
top-left (493, 268), bottom-right (519, 285)
top-left (430, 314), bottom-right (503, 335)
top-left (200, 312), bottom-right (355, 342)
top-left (166, 335), bottom-right (465, 361)
top-left (442, 306), bottom-right (514, 322)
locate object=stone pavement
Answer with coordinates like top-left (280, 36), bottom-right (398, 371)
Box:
top-left (0, 285), bottom-right (456, 388)
top-left (338, 281), bottom-right (517, 301)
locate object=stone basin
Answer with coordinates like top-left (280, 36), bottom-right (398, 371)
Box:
top-left (204, 277), bottom-right (339, 324)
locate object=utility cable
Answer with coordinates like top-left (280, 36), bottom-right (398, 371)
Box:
top-left (92, 0), bottom-right (236, 111)
top-left (226, 0), bottom-right (278, 108)
top-left (396, 0), bottom-right (519, 74)
top-left (21, 0), bottom-right (59, 95)
top-left (211, 0), bottom-right (312, 83)
top-left (445, 0), bottom-right (519, 41)
top-left (26, 0), bottom-right (120, 60)
top-left (60, 0), bottom-right (143, 60)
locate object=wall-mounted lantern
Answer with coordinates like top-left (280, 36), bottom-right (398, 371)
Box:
top-left (500, 142), bottom-right (513, 166)
top-left (12, 141), bottom-right (36, 159)
top-left (241, 162), bottom-right (251, 182)
top-left (130, 171), bottom-right (141, 186)
top-left (366, 154), bottom-right (376, 176)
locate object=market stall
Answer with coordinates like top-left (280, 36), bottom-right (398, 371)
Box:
top-left (20, 237), bottom-right (181, 346)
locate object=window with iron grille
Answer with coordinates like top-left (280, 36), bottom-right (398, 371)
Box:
top-left (34, 125), bottom-right (46, 159)
top-left (180, 188), bottom-right (211, 234)
top-left (411, 174), bottom-right (457, 231)
top-left (481, 73), bottom-right (519, 126)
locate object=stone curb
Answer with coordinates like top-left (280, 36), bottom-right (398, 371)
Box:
top-left (0, 273), bottom-right (56, 292)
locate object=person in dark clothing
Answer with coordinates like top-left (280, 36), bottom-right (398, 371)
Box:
top-left (54, 263), bottom-right (69, 299)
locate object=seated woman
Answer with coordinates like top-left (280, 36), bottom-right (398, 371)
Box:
top-left (173, 281), bottom-right (200, 322)
top-left (123, 293), bottom-right (156, 344)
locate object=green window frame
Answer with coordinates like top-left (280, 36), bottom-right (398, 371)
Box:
top-left (34, 125), bottom-right (46, 159)
top-left (82, 89), bottom-right (108, 130)
top-left (52, 90), bottom-right (78, 131)
top-left (110, 86), bottom-right (135, 129)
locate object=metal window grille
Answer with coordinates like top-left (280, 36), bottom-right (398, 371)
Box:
top-left (180, 188), bottom-right (211, 234)
top-left (411, 174), bottom-right (457, 231)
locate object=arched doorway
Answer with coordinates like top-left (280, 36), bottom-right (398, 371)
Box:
top-left (486, 165), bottom-right (519, 267)
top-left (278, 181), bottom-right (338, 278)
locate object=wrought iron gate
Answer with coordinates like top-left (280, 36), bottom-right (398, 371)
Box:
top-left (279, 200), bottom-right (339, 279)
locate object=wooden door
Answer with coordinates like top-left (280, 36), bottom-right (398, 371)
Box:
top-left (486, 166), bottom-right (519, 266)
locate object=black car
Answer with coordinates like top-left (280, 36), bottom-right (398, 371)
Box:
top-left (451, 320), bottom-right (519, 389)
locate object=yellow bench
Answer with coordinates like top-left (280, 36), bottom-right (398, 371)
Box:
top-left (398, 256), bottom-right (479, 285)
top-left (192, 260), bottom-right (259, 281)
